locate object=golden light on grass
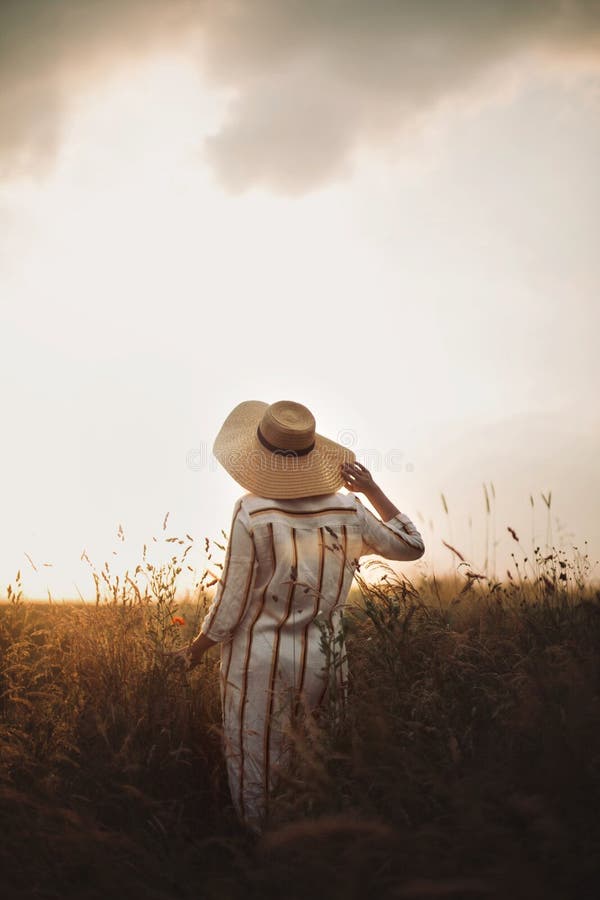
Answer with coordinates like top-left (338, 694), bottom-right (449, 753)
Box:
top-left (1, 528), bottom-right (598, 895)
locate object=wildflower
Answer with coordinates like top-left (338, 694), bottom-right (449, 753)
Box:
top-left (171, 616), bottom-right (186, 626)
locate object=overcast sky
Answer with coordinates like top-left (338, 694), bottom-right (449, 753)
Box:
top-left (1, 1), bottom-right (599, 598)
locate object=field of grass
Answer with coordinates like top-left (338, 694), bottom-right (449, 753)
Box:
top-left (1, 532), bottom-right (599, 899)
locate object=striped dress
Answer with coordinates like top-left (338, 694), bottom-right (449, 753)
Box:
top-left (198, 490), bottom-right (425, 832)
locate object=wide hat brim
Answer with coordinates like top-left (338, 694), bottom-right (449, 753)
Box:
top-left (212, 401), bottom-right (356, 499)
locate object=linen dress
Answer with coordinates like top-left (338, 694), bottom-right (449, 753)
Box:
top-left (198, 490), bottom-right (425, 832)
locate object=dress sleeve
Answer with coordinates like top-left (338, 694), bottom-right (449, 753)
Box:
top-left (199, 500), bottom-right (257, 643)
top-left (355, 497), bottom-right (425, 562)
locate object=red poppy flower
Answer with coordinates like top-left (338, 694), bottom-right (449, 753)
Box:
top-left (171, 616), bottom-right (185, 626)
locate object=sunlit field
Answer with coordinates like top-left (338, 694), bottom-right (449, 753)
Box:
top-left (1, 507), bottom-right (599, 900)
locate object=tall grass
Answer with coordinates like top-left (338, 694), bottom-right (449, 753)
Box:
top-left (1, 524), bottom-right (599, 899)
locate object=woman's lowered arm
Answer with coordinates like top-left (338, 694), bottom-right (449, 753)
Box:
top-left (175, 500), bottom-right (256, 670)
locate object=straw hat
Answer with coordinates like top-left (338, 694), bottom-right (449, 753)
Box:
top-left (212, 400), bottom-right (356, 499)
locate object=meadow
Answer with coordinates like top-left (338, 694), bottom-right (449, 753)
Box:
top-left (1, 521), bottom-right (599, 900)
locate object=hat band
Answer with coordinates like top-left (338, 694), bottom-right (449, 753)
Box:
top-left (257, 425), bottom-right (315, 457)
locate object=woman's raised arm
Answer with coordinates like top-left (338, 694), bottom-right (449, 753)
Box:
top-left (341, 461), bottom-right (425, 562)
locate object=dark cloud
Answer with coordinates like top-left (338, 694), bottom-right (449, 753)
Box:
top-left (0, 0), bottom-right (194, 177)
top-left (199, 0), bottom-right (600, 191)
top-left (1, 0), bottom-right (600, 190)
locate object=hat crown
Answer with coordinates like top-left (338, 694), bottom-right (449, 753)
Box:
top-left (259, 401), bottom-right (316, 452)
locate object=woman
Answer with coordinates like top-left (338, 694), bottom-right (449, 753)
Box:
top-left (179, 400), bottom-right (425, 834)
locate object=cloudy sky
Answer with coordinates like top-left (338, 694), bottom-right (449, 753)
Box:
top-left (1, 0), bottom-right (599, 598)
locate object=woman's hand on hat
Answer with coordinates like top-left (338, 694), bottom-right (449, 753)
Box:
top-left (341, 461), bottom-right (375, 494)
top-left (342, 461), bottom-right (401, 521)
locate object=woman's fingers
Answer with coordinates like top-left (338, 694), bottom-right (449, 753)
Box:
top-left (341, 461), bottom-right (373, 494)
top-left (341, 461), bottom-right (370, 478)
top-left (341, 462), bottom-right (370, 492)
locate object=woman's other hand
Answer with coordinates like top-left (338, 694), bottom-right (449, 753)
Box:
top-left (165, 644), bottom-right (208, 672)
top-left (166, 632), bottom-right (217, 672)
top-left (166, 646), bottom-right (195, 672)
